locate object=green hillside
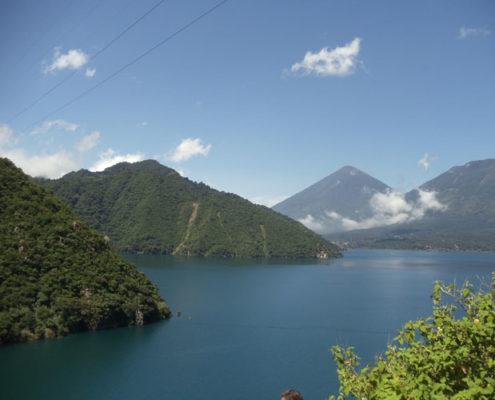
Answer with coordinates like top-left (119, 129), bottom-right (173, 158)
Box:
top-left (0, 158), bottom-right (170, 345)
top-left (40, 160), bottom-right (340, 258)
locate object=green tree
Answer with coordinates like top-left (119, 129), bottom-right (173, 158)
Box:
top-left (0, 158), bottom-right (171, 344)
top-left (39, 160), bottom-right (341, 258)
top-left (330, 273), bottom-right (495, 399)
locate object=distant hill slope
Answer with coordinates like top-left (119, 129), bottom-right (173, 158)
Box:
top-left (327, 160), bottom-right (495, 250)
top-left (0, 158), bottom-right (170, 345)
top-left (273, 166), bottom-right (390, 233)
top-left (40, 160), bottom-right (339, 258)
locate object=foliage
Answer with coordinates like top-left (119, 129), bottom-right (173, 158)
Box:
top-left (0, 158), bottom-right (170, 345)
top-left (329, 275), bottom-right (495, 399)
top-left (40, 160), bottom-right (340, 258)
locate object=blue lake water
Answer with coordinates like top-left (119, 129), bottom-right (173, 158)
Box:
top-left (1, 250), bottom-right (494, 400)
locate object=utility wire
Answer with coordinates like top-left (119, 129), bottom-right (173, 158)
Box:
top-left (9, 0), bottom-right (79, 73)
top-left (24, 0), bottom-right (230, 131)
top-left (8, 0), bottom-right (168, 124)
top-left (16, 0), bottom-right (106, 79)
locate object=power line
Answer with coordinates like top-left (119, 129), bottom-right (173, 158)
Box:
top-left (16, 0), bottom-right (106, 79)
top-left (9, 0), bottom-right (79, 73)
top-left (24, 0), bottom-right (230, 131)
top-left (8, 0), bottom-right (168, 124)
top-left (90, 0), bottom-right (168, 63)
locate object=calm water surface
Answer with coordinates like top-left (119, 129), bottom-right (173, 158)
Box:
top-left (1, 250), bottom-right (494, 400)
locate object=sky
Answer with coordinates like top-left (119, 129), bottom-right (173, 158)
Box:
top-left (0, 0), bottom-right (494, 206)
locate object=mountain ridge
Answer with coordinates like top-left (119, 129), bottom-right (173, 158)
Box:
top-left (273, 165), bottom-right (391, 233)
top-left (0, 158), bottom-right (170, 344)
top-left (40, 160), bottom-right (340, 259)
top-left (327, 159), bottom-right (495, 250)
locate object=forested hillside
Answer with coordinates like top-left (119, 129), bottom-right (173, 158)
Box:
top-left (40, 160), bottom-right (340, 258)
top-left (0, 158), bottom-right (170, 344)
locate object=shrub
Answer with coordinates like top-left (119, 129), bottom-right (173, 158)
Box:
top-left (330, 274), bottom-right (495, 399)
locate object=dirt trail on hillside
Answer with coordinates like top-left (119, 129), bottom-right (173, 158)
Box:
top-left (173, 202), bottom-right (199, 255)
top-left (260, 224), bottom-right (268, 257)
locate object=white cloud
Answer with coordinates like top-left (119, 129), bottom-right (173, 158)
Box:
top-left (0, 123), bottom-right (14, 146)
top-left (0, 123), bottom-right (108, 178)
top-left (90, 148), bottom-right (144, 172)
top-left (31, 119), bottom-right (79, 135)
top-left (251, 195), bottom-right (288, 208)
top-left (418, 153), bottom-right (434, 171)
top-left (458, 26), bottom-right (491, 39)
top-left (325, 189), bottom-right (446, 231)
top-left (45, 48), bottom-right (89, 73)
top-left (76, 131), bottom-right (100, 153)
top-left (0, 123), bottom-right (78, 178)
top-left (2, 148), bottom-right (78, 178)
top-left (167, 138), bottom-right (212, 162)
top-left (176, 168), bottom-right (186, 177)
top-left (290, 38), bottom-right (361, 77)
top-left (298, 214), bottom-right (326, 233)
top-left (85, 68), bottom-right (96, 78)
top-left (299, 189), bottom-right (446, 233)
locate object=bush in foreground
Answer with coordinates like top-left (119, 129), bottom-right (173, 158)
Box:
top-left (330, 274), bottom-right (495, 399)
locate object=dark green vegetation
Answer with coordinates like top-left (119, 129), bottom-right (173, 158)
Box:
top-left (328, 160), bottom-right (495, 250)
top-left (273, 166), bottom-right (390, 234)
top-left (0, 158), bottom-right (170, 345)
top-left (40, 160), bottom-right (339, 258)
top-left (330, 275), bottom-right (495, 399)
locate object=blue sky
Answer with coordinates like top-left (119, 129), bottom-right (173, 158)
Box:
top-left (0, 0), bottom-right (494, 205)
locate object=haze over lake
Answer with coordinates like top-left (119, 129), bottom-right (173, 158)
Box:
top-left (1, 250), bottom-right (494, 400)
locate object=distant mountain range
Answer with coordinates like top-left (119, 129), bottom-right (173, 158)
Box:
top-left (273, 166), bottom-right (391, 233)
top-left (274, 159), bottom-right (495, 250)
top-left (40, 160), bottom-right (340, 259)
top-left (0, 158), bottom-right (170, 344)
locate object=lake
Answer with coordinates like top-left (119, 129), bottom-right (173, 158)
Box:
top-left (1, 250), bottom-right (494, 400)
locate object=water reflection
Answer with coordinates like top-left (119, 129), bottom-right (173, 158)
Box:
top-left (1, 250), bottom-right (494, 400)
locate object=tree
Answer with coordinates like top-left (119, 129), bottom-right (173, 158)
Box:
top-left (330, 273), bottom-right (495, 399)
